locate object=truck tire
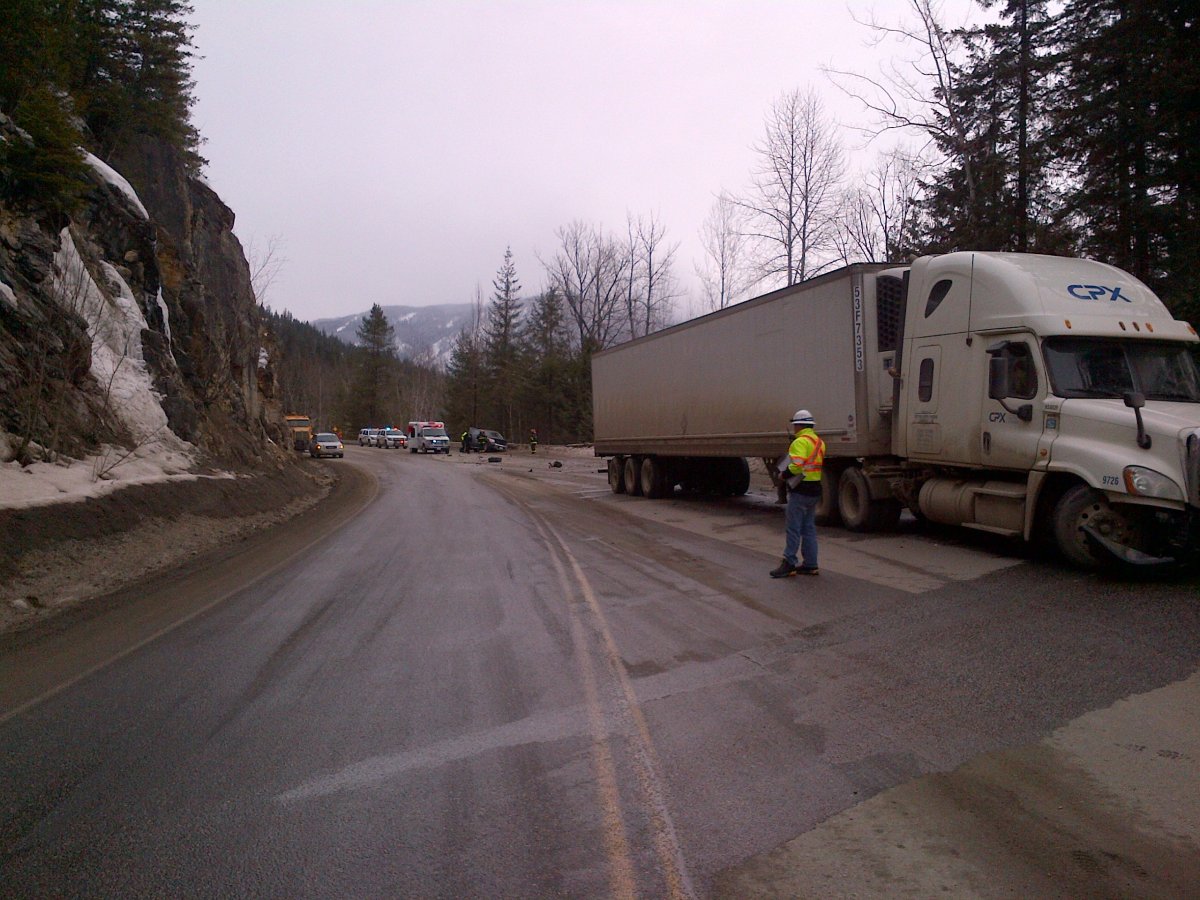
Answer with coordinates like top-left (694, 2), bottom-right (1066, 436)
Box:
top-left (815, 465), bottom-right (842, 526)
top-left (608, 458), bottom-right (626, 494)
top-left (624, 456), bottom-right (643, 496)
top-left (640, 457), bottom-right (669, 499)
top-left (1051, 483), bottom-right (1137, 569)
top-left (838, 466), bottom-right (901, 532)
top-left (723, 457), bottom-right (751, 496)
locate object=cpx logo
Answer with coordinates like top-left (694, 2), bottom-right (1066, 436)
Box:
top-left (1068, 284), bottom-right (1130, 303)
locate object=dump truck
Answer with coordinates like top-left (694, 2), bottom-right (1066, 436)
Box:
top-left (592, 252), bottom-right (1200, 569)
top-left (284, 414), bottom-right (313, 452)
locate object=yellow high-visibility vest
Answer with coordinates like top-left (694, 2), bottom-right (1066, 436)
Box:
top-left (787, 428), bottom-right (825, 481)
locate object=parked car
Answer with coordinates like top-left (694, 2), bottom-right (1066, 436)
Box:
top-left (359, 428), bottom-right (379, 446)
top-left (379, 428), bottom-right (407, 449)
top-left (467, 427), bottom-right (507, 452)
top-left (309, 432), bottom-right (344, 458)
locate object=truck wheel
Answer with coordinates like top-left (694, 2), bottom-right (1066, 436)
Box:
top-left (640, 457), bottom-right (669, 498)
top-left (838, 466), bottom-right (900, 532)
top-left (608, 458), bottom-right (627, 494)
top-left (1052, 484), bottom-right (1138, 569)
top-left (723, 457), bottom-right (751, 496)
top-left (816, 466), bottom-right (842, 526)
top-left (624, 456), bottom-right (643, 496)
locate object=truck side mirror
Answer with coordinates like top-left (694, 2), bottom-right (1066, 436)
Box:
top-left (988, 355), bottom-right (1010, 400)
top-left (1123, 391), bottom-right (1152, 449)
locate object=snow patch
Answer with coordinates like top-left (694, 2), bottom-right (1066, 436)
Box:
top-left (258, 347), bottom-right (270, 370)
top-left (0, 436), bottom-right (224, 510)
top-left (82, 151), bottom-right (149, 219)
top-left (397, 312), bottom-right (416, 323)
top-left (52, 228), bottom-right (193, 451)
top-left (155, 288), bottom-right (172, 342)
top-left (0, 280), bottom-right (15, 308)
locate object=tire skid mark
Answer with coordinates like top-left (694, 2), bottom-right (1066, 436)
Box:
top-left (530, 514), bottom-right (638, 900)
top-left (497, 477), bottom-right (696, 900)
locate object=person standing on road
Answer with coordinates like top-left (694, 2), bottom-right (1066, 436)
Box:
top-left (461, 430), bottom-right (470, 453)
top-left (529, 428), bottom-right (538, 454)
top-left (771, 409), bottom-right (825, 578)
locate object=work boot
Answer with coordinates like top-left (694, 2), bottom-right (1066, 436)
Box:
top-left (797, 567), bottom-right (820, 576)
top-left (770, 560), bottom-right (797, 578)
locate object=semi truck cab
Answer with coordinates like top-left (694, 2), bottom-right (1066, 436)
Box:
top-left (893, 252), bottom-right (1200, 566)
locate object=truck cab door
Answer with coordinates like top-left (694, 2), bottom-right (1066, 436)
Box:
top-left (982, 337), bottom-right (1052, 471)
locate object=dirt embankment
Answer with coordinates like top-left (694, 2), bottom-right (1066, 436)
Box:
top-left (0, 460), bottom-right (334, 635)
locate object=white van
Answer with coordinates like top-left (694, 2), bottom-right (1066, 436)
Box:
top-left (407, 420), bottom-right (451, 454)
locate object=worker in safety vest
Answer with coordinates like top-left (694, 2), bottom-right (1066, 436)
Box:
top-left (770, 409), bottom-right (825, 578)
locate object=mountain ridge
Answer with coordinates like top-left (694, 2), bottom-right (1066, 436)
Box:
top-left (310, 303), bottom-right (474, 364)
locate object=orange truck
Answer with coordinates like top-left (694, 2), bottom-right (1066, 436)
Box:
top-left (284, 414), bottom-right (313, 451)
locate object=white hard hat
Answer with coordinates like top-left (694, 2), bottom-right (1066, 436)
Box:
top-left (791, 409), bottom-right (814, 426)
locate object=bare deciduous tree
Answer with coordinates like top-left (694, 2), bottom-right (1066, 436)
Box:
top-left (735, 88), bottom-right (845, 287)
top-left (542, 221), bottom-right (627, 350)
top-left (696, 193), bottom-right (754, 310)
top-left (824, 1), bottom-right (977, 228)
top-left (834, 146), bottom-right (929, 263)
top-left (622, 211), bottom-right (680, 338)
top-left (246, 235), bottom-right (287, 307)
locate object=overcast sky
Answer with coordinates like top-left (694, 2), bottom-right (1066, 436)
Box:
top-left (189, 1), bottom-right (983, 323)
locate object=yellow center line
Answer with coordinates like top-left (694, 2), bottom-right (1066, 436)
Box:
top-left (532, 515), bottom-right (637, 900)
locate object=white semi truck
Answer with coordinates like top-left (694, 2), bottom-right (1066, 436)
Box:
top-left (592, 252), bottom-right (1200, 569)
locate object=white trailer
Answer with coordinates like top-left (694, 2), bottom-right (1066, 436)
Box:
top-left (592, 253), bottom-right (1200, 569)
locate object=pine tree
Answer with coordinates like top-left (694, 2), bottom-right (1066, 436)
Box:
top-left (918, 0), bottom-right (1067, 253)
top-left (519, 289), bottom-right (571, 442)
top-left (352, 304), bottom-right (396, 426)
top-left (1052, 1), bottom-right (1171, 288)
top-left (483, 247), bottom-right (523, 436)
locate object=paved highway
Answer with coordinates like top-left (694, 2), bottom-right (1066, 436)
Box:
top-left (2, 447), bottom-right (1198, 897)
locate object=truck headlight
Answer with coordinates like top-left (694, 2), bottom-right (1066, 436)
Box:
top-left (1122, 466), bottom-right (1183, 500)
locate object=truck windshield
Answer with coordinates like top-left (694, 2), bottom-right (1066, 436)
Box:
top-left (1043, 338), bottom-right (1200, 402)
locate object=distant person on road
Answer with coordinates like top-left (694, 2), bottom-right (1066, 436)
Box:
top-left (771, 409), bottom-right (825, 579)
top-left (461, 430), bottom-right (470, 453)
top-left (477, 431), bottom-right (489, 452)
top-left (529, 429), bottom-right (538, 454)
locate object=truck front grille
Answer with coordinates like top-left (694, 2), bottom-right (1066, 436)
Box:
top-left (1187, 431), bottom-right (1200, 509)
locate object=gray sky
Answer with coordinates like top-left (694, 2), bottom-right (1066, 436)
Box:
top-left (190, 1), bottom-right (982, 323)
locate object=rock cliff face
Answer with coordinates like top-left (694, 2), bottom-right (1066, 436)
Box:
top-left (0, 114), bottom-right (287, 468)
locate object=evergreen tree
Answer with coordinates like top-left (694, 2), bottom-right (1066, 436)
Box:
top-left (1052, 0), bottom-right (1199, 317)
top-left (351, 304), bottom-right (396, 426)
top-left (483, 247), bottom-right (523, 435)
top-left (518, 289), bottom-right (572, 442)
top-left (918, 0), bottom-right (1068, 253)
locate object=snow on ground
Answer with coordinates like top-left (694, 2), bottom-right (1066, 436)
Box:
top-left (82, 151), bottom-right (149, 220)
top-left (0, 437), bottom-right (220, 510)
top-left (0, 280), bottom-right (16, 308)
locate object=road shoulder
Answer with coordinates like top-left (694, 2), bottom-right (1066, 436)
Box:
top-left (0, 459), bottom-right (377, 721)
top-left (714, 672), bottom-right (1200, 898)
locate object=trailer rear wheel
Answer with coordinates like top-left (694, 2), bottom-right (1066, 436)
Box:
top-left (723, 457), bottom-right (751, 496)
top-left (640, 457), bottom-right (670, 498)
top-left (608, 457), bottom-right (626, 494)
top-left (838, 466), bottom-right (900, 532)
top-left (624, 456), bottom-right (643, 496)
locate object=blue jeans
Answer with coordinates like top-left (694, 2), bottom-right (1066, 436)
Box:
top-left (784, 490), bottom-right (819, 569)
